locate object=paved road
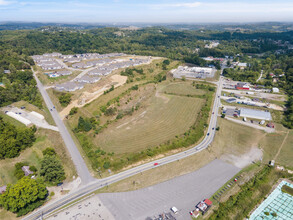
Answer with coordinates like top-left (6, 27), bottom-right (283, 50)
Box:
top-left (23, 75), bottom-right (223, 220)
top-left (32, 70), bottom-right (95, 185)
top-left (98, 159), bottom-right (240, 220)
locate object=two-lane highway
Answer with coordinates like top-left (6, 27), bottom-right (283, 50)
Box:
top-left (33, 70), bottom-right (95, 185)
top-left (24, 74), bottom-right (223, 220)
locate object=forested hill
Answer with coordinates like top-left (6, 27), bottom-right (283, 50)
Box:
top-left (1, 28), bottom-right (293, 59)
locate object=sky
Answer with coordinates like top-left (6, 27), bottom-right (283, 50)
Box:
top-left (0, 0), bottom-right (293, 23)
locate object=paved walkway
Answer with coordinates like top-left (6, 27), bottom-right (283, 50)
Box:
top-left (98, 159), bottom-right (240, 220)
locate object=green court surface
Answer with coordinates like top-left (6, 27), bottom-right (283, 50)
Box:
top-left (250, 181), bottom-right (293, 220)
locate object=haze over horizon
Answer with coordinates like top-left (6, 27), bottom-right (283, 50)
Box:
top-left (1, 0), bottom-right (293, 23)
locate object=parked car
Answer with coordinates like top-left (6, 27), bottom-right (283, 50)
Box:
top-left (171, 207), bottom-right (178, 214)
top-left (20, 106), bottom-right (25, 109)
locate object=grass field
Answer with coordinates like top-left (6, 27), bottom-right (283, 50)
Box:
top-left (92, 82), bottom-right (205, 154)
top-left (95, 93), bottom-right (204, 154)
top-left (161, 82), bottom-right (206, 96)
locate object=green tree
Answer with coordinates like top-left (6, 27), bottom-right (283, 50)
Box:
top-left (163, 59), bottom-right (170, 65)
top-left (8, 64), bottom-right (16, 73)
top-left (40, 155), bottom-right (65, 184)
top-left (77, 116), bottom-right (92, 132)
top-left (0, 177), bottom-right (47, 214)
top-left (0, 116), bottom-right (36, 159)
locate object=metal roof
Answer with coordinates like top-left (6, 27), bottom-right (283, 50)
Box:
top-left (240, 108), bottom-right (272, 120)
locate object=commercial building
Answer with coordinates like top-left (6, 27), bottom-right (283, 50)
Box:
top-left (239, 108), bottom-right (272, 121)
top-left (172, 66), bottom-right (214, 79)
top-left (236, 82), bottom-right (250, 90)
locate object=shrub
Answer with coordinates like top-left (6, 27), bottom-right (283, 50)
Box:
top-left (103, 161), bottom-right (110, 169)
top-left (77, 116), bottom-right (92, 132)
top-left (104, 107), bottom-right (117, 116)
top-left (58, 93), bottom-right (72, 107)
top-left (42, 147), bottom-right (56, 156)
top-left (69, 107), bottom-right (78, 115)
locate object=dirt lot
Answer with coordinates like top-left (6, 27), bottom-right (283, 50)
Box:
top-left (60, 74), bottom-right (127, 118)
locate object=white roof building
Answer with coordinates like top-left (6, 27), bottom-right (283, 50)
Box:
top-left (239, 108), bottom-right (272, 121)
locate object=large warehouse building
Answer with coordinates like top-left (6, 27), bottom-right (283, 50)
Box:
top-left (239, 108), bottom-right (272, 121)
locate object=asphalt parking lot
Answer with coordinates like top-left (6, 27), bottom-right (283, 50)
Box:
top-left (98, 159), bottom-right (240, 220)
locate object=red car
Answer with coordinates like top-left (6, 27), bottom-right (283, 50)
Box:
top-left (154, 163), bottom-right (159, 166)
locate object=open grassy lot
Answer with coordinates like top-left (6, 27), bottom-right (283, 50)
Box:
top-left (161, 82), bottom-right (206, 96)
top-left (95, 84), bottom-right (204, 154)
top-left (277, 130), bottom-right (293, 169)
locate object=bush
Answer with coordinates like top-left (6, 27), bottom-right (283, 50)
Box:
top-left (69, 107), bottom-right (78, 115)
top-left (42, 147), bottom-right (56, 156)
top-left (58, 93), bottom-right (72, 107)
top-left (104, 107), bottom-right (117, 116)
top-left (29, 165), bottom-right (37, 172)
top-left (77, 116), bottom-right (92, 132)
top-left (14, 162), bottom-right (28, 180)
top-left (103, 161), bottom-right (110, 169)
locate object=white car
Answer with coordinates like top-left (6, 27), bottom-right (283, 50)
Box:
top-left (171, 206), bottom-right (178, 214)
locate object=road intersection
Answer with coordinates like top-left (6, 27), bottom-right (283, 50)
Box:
top-left (24, 72), bottom-right (223, 220)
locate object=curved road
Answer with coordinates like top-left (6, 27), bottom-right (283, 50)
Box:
top-left (24, 74), bottom-right (223, 220)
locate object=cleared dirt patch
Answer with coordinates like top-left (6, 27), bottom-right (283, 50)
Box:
top-left (59, 75), bottom-right (127, 118)
top-left (221, 147), bottom-right (263, 168)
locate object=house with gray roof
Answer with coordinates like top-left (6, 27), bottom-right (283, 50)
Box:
top-left (55, 82), bottom-right (85, 92)
top-left (75, 75), bottom-right (100, 84)
top-left (22, 166), bottom-right (34, 176)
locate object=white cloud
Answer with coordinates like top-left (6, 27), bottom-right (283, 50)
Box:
top-left (151, 2), bottom-right (201, 9)
top-left (166, 2), bottom-right (201, 8)
top-left (0, 0), bottom-right (14, 5)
